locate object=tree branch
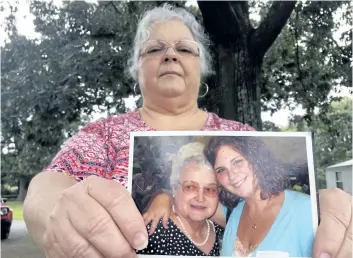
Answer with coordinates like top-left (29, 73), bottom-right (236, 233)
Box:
top-left (108, 1), bottom-right (120, 15)
top-left (229, 1), bottom-right (251, 34)
top-left (197, 1), bottom-right (249, 45)
top-left (251, 1), bottom-right (297, 59)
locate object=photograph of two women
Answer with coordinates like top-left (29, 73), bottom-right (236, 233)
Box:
top-left (128, 131), bottom-right (319, 258)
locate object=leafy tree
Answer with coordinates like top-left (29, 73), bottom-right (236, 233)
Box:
top-left (1, 1), bottom-right (351, 197)
top-left (198, 1), bottom-right (351, 129)
top-left (286, 97), bottom-right (352, 188)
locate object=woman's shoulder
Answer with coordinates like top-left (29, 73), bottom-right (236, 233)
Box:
top-left (284, 189), bottom-right (312, 211)
top-left (80, 110), bottom-right (148, 133)
top-left (205, 112), bottom-right (256, 131)
top-left (213, 222), bottom-right (225, 236)
top-left (285, 189), bottom-right (311, 201)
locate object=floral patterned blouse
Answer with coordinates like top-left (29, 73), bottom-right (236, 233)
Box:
top-left (44, 109), bottom-right (254, 188)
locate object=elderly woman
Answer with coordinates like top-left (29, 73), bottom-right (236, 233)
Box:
top-left (144, 136), bottom-right (315, 257)
top-left (137, 142), bottom-right (223, 256)
top-left (23, 4), bottom-right (351, 258)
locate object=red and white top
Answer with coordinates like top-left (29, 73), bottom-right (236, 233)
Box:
top-left (44, 110), bottom-right (255, 188)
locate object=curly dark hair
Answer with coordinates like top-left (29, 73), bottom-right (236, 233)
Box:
top-left (204, 136), bottom-right (290, 209)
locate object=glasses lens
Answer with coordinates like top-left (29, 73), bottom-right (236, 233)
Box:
top-left (175, 40), bottom-right (199, 56)
top-left (181, 181), bottom-right (199, 194)
top-left (203, 186), bottom-right (219, 197)
top-left (141, 41), bottom-right (165, 56)
top-left (141, 40), bottom-right (199, 57)
top-left (180, 181), bottom-right (218, 197)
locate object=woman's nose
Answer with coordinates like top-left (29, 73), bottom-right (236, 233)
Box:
top-left (163, 47), bottom-right (178, 62)
top-left (195, 188), bottom-right (204, 202)
top-left (228, 170), bottom-right (238, 182)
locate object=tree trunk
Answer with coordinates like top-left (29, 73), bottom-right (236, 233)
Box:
top-left (16, 176), bottom-right (29, 202)
top-left (197, 1), bottom-right (297, 130)
top-left (216, 43), bottom-right (262, 129)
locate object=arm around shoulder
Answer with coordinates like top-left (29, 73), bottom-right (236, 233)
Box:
top-left (210, 203), bottom-right (227, 228)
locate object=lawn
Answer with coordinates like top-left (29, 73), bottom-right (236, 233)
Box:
top-left (7, 201), bottom-right (24, 220)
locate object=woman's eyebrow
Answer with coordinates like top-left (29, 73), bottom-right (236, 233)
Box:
top-left (231, 156), bottom-right (242, 162)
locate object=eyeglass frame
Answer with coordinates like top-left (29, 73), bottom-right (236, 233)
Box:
top-left (177, 180), bottom-right (220, 198)
top-left (139, 39), bottom-right (201, 58)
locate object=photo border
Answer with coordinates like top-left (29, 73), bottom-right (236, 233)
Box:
top-left (128, 131), bottom-right (320, 258)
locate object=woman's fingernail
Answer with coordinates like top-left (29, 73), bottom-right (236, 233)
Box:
top-left (133, 232), bottom-right (148, 250)
top-left (319, 252), bottom-right (331, 258)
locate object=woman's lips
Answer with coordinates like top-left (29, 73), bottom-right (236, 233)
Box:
top-left (233, 176), bottom-right (247, 188)
top-left (161, 71), bottom-right (180, 76)
top-left (190, 205), bottom-right (206, 210)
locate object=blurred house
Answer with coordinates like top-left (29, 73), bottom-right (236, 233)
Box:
top-left (325, 159), bottom-right (352, 195)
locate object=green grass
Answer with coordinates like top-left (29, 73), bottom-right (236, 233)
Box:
top-left (6, 201), bottom-right (24, 220)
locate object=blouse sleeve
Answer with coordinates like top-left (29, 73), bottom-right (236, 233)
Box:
top-left (43, 119), bottom-right (113, 182)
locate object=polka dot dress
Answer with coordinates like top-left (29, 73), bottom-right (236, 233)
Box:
top-left (136, 218), bottom-right (224, 256)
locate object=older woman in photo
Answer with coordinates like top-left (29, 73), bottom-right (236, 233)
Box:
top-left (204, 136), bottom-right (314, 257)
top-left (137, 142), bottom-right (223, 256)
top-left (23, 3), bottom-right (352, 258)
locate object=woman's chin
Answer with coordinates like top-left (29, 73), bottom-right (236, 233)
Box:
top-left (188, 214), bottom-right (210, 222)
top-left (157, 82), bottom-right (186, 97)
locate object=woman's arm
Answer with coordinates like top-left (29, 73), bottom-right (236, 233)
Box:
top-left (210, 203), bottom-right (227, 228)
top-left (143, 192), bottom-right (173, 234)
top-left (313, 188), bottom-right (352, 258)
top-left (24, 171), bottom-right (77, 248)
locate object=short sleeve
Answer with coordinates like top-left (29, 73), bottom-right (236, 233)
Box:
top-left (43, 119), bottom-right (112, 182)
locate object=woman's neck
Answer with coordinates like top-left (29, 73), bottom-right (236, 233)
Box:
top-left (139, 103), bottom-right (208, 130)
top-left (171, 212), bottom-right (207, 239)
top-left (245, 190), bottom-right (284, 213)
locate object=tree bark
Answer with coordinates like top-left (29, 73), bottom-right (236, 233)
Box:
top-left (198, 1), bottom-right (296, 130)
top-left (17, 176), bottom-right (29, 202)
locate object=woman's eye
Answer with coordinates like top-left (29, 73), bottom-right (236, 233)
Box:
top-left (215, 168), bottom-right (225, 174)
top-left (205, 188), bottom-right (216, 193)
top-left (233, 159), bottom-right (243, 165)
top-left (177, 48), bottom-right (192, 53)
top-left (146, 47), bottom-right (163, 53)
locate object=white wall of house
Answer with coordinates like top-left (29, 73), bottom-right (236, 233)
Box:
top-left (326, 165), bottom-right (352, 195)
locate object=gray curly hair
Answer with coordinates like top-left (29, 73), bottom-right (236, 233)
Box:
top-left (127, 3), bottom-right (214, 82)
top-left (170, 142), bottom-right (214, 190)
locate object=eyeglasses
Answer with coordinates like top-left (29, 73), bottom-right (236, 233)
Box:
top-left (178, 181), bottom-right (219, 198)
top-left (140, 39), bottom-right (200, 58)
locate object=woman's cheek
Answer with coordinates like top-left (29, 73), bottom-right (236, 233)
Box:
top-left (216, 172), bottom-right (228, 186)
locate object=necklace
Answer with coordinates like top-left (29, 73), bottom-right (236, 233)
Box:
top-left (173, 205), bottom-right (210, 246)
top-left (246, 199), bottom-right (271, 230)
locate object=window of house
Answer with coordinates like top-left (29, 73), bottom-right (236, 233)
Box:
top-left (335, 171), bottom-right (343, 190)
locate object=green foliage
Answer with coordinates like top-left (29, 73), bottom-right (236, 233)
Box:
top-left (1, 1), bottom-right (351, 185)
top-left (284, 97), bottom-right (352, 189)
top-left (261, 1), bottom-right (352, 118)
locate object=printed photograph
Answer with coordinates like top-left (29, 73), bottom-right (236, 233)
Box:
top-left (128, 131), bottom-right (319, 258)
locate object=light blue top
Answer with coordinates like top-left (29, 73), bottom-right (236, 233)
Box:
top-left (221, 190), bottom-right (315, 257)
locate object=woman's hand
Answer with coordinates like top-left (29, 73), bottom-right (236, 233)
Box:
top-left (143, 193), bottom-right (173, 235)
top-left (313, 188), bottom-right (352, 258)
top-left (41, 176), bottom-right (148, 258)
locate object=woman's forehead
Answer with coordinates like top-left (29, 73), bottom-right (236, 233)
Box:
top-left (147, 20), bottom-right (194, 42)
top-left (215, 145), bottom-right (244, 162)
top-left (179, 162), bottom-right (216, 181)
